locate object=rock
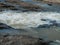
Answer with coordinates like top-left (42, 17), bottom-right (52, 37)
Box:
top-left (33, 0), bottom-right (60, 4)
top-left (37, 24), bottom-right (50, 28)
top-left (0, 23), bottom-right (14, 29)
top-left (0, 35), bottom-right (52, 45)
top-left (0, 2), bottom-right (19, 10)
top-left (0, 0), bottom-right (44, 11)
top-left (43, 0), bottom-right (60, 4)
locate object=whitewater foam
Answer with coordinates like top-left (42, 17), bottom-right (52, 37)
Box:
top-left (0, 10), bottom-right (60, 29)
top-left (49, 40), bottom-right (60, 45)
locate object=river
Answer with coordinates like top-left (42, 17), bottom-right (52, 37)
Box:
top-left (0, 0), bottom-right (60, 44)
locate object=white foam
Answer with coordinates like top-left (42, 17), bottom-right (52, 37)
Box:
top-left (50, 40), bottom-right (60, 45)
top-left (0, 10), bottom-right (60, 29)
top-left (55, 40), bottom-right (60, 43)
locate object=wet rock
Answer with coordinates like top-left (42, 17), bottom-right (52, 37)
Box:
top-left (37, 24), bottom-right (50, 28)
top-left (41, 19), bottom-right (47, 21)
top-left (0, 23), bottom-right (14, 29)
top-left (0, 2), bottom-right (19, 10)
top-left (50, 20), bottom-right (60, 27)
top-left (48, 4), bottom-right (52, 6)
top-left (43, 0), bottom-right (60, 4)
top-left (0, 0), bottom-right (44, 11)
top-left (33, 0), bottom-right (60, 4)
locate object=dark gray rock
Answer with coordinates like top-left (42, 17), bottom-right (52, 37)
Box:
top-left (37, 24), bottom-right (51, 28)
top-left (0, 23), bottom-right (14, 29)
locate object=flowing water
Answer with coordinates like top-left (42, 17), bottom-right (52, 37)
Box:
top-left (0, 10), bottom-right (60, 40)
top-left (0, 0), bottom-right (60, 44)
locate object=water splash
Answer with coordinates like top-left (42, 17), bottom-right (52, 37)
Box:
top-left (0, 10), bottom-right (60, 29)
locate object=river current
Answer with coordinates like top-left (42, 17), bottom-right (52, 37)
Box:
top-left (0, 0), bottom-right (60, 45)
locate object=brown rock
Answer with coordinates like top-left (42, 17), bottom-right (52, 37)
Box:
top-left (43, 0), bottom-right (60, 4)
top-left (0, 35), bottom-right (51, 45)
top-left (0, 0), bottom-right (44, 11)
top-left (33, 0), bottom-right (60, 4)
top-left (5, 0), bottom-right (44, 11)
